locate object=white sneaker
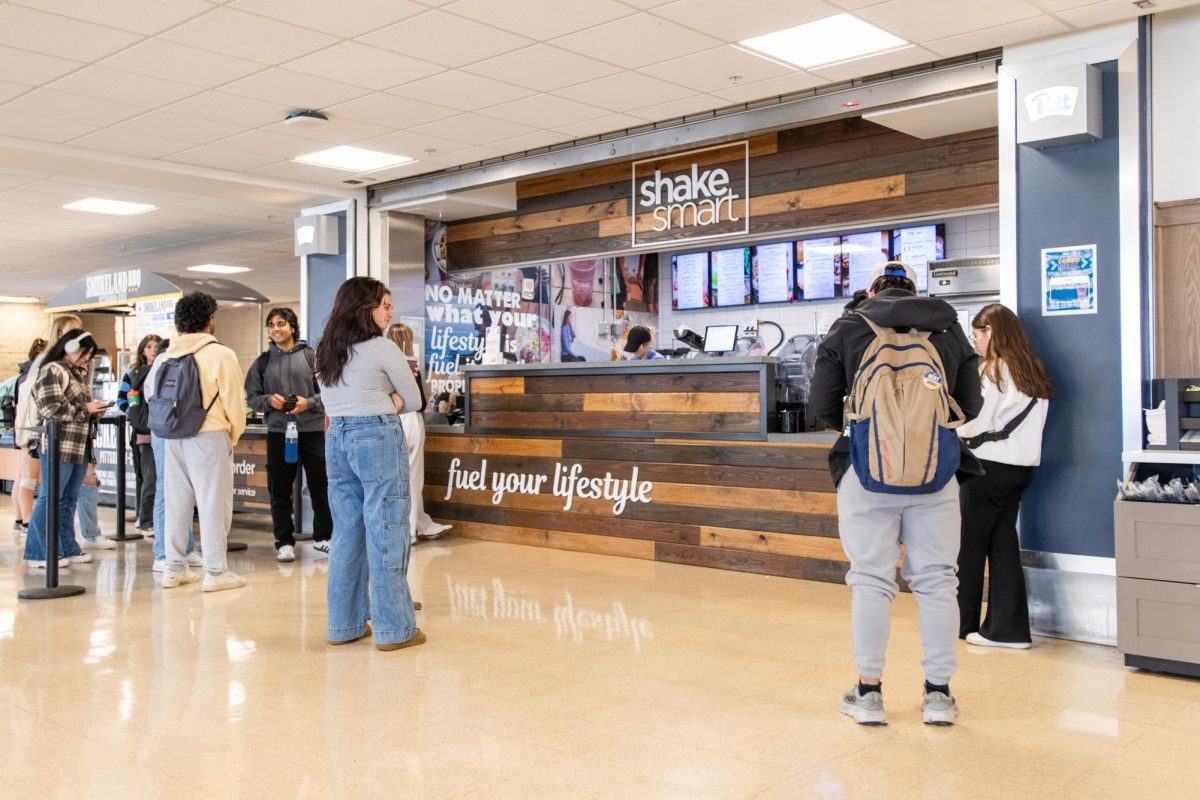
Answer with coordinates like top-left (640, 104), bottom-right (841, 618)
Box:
top-left (922, 690), bottom-right (959, 726)
top-left (185, 551), bottom-right (204, 568)
top-left (84, 537), bottom-right (117, 550)
top-left (839, 686), bottom-right (888, 726)
top-left (202, 571), bottom-right (246, 593)
top-left (12, 521), bottom-right (28, 537)
top-left (276, 544), bottom-right (295, 563)
top-left (310, 540), bottom-right (330, 558)
top-left (417, 523), bottom-right (452, 541)
top-left (965, 632), bottom-right (1032, 649)
top-left (28, 558), bottom-right (70, 570)
top-left (68, 552), bottom-right (94, 564)
top-left (152, 559), bottom-right (166, 573)
top-left (161, 567), bottom-right (199, 589)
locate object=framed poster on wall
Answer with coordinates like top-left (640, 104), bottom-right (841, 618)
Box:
top-left (1042, 244), bottom-right (1097, 316)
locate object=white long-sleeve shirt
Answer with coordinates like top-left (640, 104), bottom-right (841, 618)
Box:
top-left (957, 361), bottom-right (1048, 467)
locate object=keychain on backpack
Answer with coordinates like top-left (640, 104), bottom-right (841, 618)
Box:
top-left (285, 414), bottom-right (298, 464)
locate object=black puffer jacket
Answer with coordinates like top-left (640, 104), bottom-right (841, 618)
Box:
top-left (810, 289), bottom-right (984, 488)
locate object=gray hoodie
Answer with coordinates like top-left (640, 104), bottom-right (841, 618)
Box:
top-left (244, 340), bottom-right (325, 433)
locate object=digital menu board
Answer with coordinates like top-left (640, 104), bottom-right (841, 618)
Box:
top-left (795, 236), bottom-right (842, 300)
top-left (843, 231), bottom-right (890, 295)
top-left (751, 241), bottom-right (794, 304)
top-left (891, 224), bottom-right (945, 294)
top-left (671, 251), bottom-right (709, 310)
top-left (710, 246), bottom-right (752, 307)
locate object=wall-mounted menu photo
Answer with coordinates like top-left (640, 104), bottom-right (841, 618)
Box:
top-left (751, 241), bottom-right (794, 304)
top-left (710, 246), bottom-right (752, 307)
top-left (795, 236), bottom-right (842, 300)
top-left (671, 251), bottom-right (710, 310)
top-left (891, 224), bottom-right (945, 294)
top-left (842, 231), bottom-right (890, 295)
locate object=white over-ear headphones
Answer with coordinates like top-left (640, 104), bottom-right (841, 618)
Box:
top-left (64, 332), bottom-right (94, 355)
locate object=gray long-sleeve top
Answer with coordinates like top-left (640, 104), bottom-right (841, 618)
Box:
top-left (317, 336), bottom-right (423, 418)
top-left (244, 340), bottom-right (325, 432)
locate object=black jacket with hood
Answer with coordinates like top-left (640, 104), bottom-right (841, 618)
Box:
top-left (810, 288), bottom-right (985, 488)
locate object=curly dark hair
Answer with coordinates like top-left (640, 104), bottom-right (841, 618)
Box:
top-left (315, 277), bottom-right (389, 386)
top-left (265, 306), bottom-right (300, 340)
top-left (174, 292), bottom-right (218, 334)
top-left (869, 275), bottom-right (915, 294)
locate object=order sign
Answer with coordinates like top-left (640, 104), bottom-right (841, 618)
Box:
top-left (630, 141), bottom-right (749, 248)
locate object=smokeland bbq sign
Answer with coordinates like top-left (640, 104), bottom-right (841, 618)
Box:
top-left (631, 140), bottom-right (749, 248)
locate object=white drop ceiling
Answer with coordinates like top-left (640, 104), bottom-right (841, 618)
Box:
top-left (0, 0), bottom-right (1194, 301)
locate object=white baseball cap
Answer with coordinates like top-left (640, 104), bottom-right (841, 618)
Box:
top-left (868, 260), bottom-right (917, 288)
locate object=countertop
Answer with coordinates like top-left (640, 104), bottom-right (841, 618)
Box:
top-left (464, 356), bottom-right (780, 373)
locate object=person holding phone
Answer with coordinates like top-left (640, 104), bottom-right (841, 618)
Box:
top-left (244, 307), bottom-right (331, 563)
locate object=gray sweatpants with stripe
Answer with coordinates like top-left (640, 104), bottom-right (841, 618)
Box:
top-left (164, 431), bottom-right (233, 576)
top-left (837, 472), bottom-right (960, 686)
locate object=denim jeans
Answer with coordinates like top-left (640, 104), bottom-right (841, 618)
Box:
top-left (77, 481), bottom-right (101, 540)
top-left (325, 415), bottom-right (416, 645)
top-left (151, 434), bottom-right (193, 562)
top-left (23, 453), bottom-right (86, 561)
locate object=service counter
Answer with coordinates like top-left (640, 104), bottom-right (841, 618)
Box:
top-left (424, 359), bottom-right (849, 582)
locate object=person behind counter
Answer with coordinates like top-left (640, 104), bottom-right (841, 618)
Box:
top-left (316, 277), bottom-right (425, 651)
top-left (244, 307), bottom-right (332, 563)
top-left (956, 304), bottom-right (1052, 649)
top-left (623, 325), bottom-right (663, 360)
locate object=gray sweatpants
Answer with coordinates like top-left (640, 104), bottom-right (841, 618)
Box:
top-left (837, 472), bottom-right (961, 686)
top-left (164, 431), bottom-right (233, 576)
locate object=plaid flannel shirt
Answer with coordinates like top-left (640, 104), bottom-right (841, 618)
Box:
top-left (33, 361), bottom-right (93, 464)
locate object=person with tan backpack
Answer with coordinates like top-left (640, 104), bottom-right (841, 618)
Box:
top-left (811, 261), bottom-right (983, 727)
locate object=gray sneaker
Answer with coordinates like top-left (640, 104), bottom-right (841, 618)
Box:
top-left (921, 690), bottom-right (959, 726)
top-left (839, 686), bottom-right (887, 726)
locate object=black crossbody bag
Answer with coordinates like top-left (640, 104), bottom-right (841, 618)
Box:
top-left (961, 398), bottom-right (1039, 450)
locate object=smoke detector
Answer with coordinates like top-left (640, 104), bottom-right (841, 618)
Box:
top-left (283, 109), bottom-right (329, 128)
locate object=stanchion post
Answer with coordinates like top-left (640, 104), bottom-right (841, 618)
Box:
top-left (19, 420), bottom-right (85, 600)
top-left (107, 415), bottom-right (142, 542)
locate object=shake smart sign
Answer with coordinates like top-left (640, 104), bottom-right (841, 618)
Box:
top-left (630, 141), bottom-right (749, 248)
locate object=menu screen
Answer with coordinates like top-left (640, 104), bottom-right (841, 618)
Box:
top-left (795, 236), bottom-right (842, 300)
top-left (671, 251), bottom-right (710, 310)
top-left (891, 224), bottom-right (945, 293)
top-left (751, 242), bottom-right (794, 304)
top-left (710, 247), bottom-right (752, 307)
top-left (843, 231), bottom-right (890, 294)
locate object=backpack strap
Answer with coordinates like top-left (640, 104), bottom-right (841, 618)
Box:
top-left (254, 350), bottom-right (270, 383)
top-left (961, 397), bottom-right (1038, 449)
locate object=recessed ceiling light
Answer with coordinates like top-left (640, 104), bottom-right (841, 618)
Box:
top-left (0, 295), bottom-right (41, 303)
top-left (294, 145), bottom-right (413, 173)
top-left (740, 14), bottom-right (908, 70)
top-left (187, 264), bottom-right (251, 274)
top-left (63, 198), bottom-right (156, 216)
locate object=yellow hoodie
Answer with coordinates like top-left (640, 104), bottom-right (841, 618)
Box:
top-left (164, 332), bottom-right (247, 445)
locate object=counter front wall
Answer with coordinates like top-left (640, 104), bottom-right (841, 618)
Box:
top-left (426, 432), bottom-right (853, 582)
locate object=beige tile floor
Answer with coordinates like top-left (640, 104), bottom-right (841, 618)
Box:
top-left (2, 501), bottom-right (1199, 799)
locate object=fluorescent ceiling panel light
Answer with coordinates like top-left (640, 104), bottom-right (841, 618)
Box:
top-left (187, 264), bottom-right (251, 274)
top-left (63, 198), bottom-right (156, 216)
top-left (740, 14), bottom-right (907, 70)
top-left (293, 145), bottom-right (413, 173)
top-left (0, 295), bottom-right (41, 303)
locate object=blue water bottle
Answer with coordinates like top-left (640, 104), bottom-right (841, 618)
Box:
top-left (284, 415), bottom-right (298, 463)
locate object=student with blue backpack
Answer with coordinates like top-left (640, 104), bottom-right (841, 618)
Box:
top-left (150, 292), bottom-right (247, 592)
top-left (811, 261), bottom-right (983, 727)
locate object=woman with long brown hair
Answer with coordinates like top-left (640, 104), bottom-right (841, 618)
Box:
top-left (957, 303), bottom-right (1053, 648)
top-left (116, 334), bottom-right (163, 531)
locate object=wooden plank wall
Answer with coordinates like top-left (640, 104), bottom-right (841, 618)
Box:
top-left (445, 119), bottom-right (999, 269)
top-left (1154, 199), bottom-right (1200, 378)
top-left (468, 366), bottom-right (767, 439)
top-left (425, 432), bottom-right (856, 584)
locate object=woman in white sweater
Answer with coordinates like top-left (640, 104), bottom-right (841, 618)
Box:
top-left (956, 304), bottom-right (1053, 649)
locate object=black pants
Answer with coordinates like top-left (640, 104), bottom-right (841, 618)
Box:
top-left (136, 441), bottom-right (155, 527)
top-left (266, 430), bottom-right (333, 548)
top-left (958, 459), bottom-right (1034, 642)
top-left (131, 441), bottom-right (145, 525)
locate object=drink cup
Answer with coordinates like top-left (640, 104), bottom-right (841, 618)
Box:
top-left (569, 260), bottom-right (600, 307)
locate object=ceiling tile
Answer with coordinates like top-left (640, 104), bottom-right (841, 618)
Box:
top-left (480, 93), bottom-right (612, 127)
top-left (161, 6), bottom-right (341, 65)
top-left (283, 42), bottom-right (444, 91)
top-left (47, 66), bottom-right (203, 108)
top-left (99, 40), bottom-right (266, 89)
top-left (709, 71), bottom-right (829, 104)
top-left (411, 113), bottom-right (540, 146)
top-left (215, 129), bottom-right (335, 158)
top-left (431, 145), bottom-right (507, 166)
top-left (464, 44), bottom-right (622, 92)
top-left (922, 15), bottom-right (1070, 58)
top-left (0, 5), bottom-right (141, 62)
top-left (1053, 0), bottom-right (1152, 28)
top-left (68, 129), bottom-right (194, 159)
top-left (324, 92), bottom-right (458, 129)
top-left (0, 81), bottom-right (31, 105)
top-left (806, 44), bottom-right (940, 82)
top-left (163, 91), bottom-right (288, 127)
top-left (112, 110), bottom-right (247, 145)
top-left (231, 0), bottom-right (427, 37)
top-left (551, 112), bottom-right (647, 138)
top-left (11, 0), bottom-right (213, 36)
top-left (387, 71), bottom-right (535, 111)
top-left (554, 72), bottom-right (696, 112)
top-left (628, 93), bottom-right (728, 120)
top-left (619, 0), bottom-right (676, 6)
top-left (258, 116), bottom-right (394, 145)
top-left (358, 10), bottom-right (534, 69)
top-left (552, 14), bottom-right (722, 69)
top-left (652, 0), bottom-right (841, 41)
top-left (2, 88), bottom-right (147, 126)
top-left (354, 130), bottom-right (473, 160)
top-left (0, 46), bottom-right (83, 86)
top-left (219, 68), bottom-right (373, 110)
top-left (639, 46), bottom-right (798, 93)
top-left (856, 0), bottom-right (1044, 44)
top-left (246, 160), bottom-right (357, 183)
top-left (492, 129), bottom-right (573, 153)
top-left (443, 0), bottom-right (634, 39)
